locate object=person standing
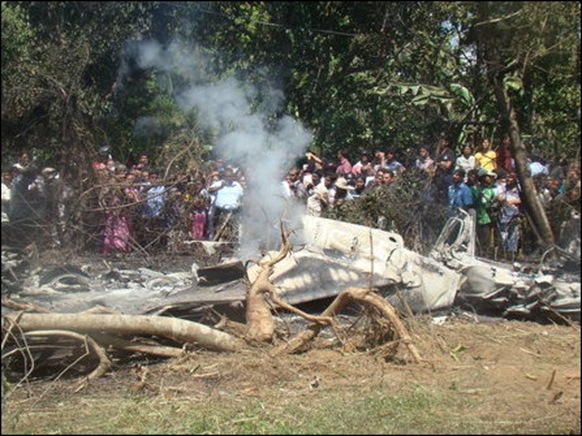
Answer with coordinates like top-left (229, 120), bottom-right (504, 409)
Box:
top-left (1, 169), bottom-right (12, 223)
top-left (447, 168), bottom-right (474, 215)
top-left (496, 173), bottom-right (522, 261)
top-left (351, 151), bottom-right (371, 177)
top-left (474, 168), bottom-right (499, 258)
top-left (306, 181), bottom-right (330, 217)
top-left (282, 168), bottom-right (308, 200)
top-left (433, 135), bottom-right (456, 204)
top-left (455, 145), bottom-right (477, 176)
top-left (332, 177), bottom-right (355, 208)
top-left (335, 149), bottom-right (353, 175)
top-left (138, 170), bottom-right (167, 247)
top-left (496, 136), bottom-right (515, 173)
top-left (415, 146), bottom-right (435, 174)
top-left (384, 149), bottom-right (406, 175)
top-left (351, 176), bottom-right (368, 199)
top-left (475, 138), bottom-right (497, 172)
top-left (210, 167), bottom-right (244, 240)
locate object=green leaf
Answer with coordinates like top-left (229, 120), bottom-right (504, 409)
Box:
top-left (503, 75), bottom-right (523, 92)
top-left (449, 83), bottom-right (475, 108)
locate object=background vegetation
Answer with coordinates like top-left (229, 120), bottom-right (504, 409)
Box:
top-left (2, 1), bottom-right (580, 251)
top-left (2, 1), bottom-right (579, 163)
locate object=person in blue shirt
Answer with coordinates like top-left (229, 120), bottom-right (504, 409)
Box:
top-left (448, 168), bottom-right (474, 214)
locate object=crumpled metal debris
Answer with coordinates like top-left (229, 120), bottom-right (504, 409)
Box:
top-left (2, 212), bottom-right (579, 324)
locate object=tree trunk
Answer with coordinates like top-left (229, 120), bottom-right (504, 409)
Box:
top-left (477, 2), bottom-right (555, 248)
top-left (492, 77), bottom-right (555, 246)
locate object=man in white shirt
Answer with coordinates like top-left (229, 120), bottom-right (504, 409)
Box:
top-left (209, 167), bottom-right (244, 240)
top-left (1, 169), bottom-right (12, 222)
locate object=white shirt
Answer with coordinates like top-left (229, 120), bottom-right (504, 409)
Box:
top-left (455, 155), bottom-right (476, 173)
top-left (214, 181), bottom-right (244, 210)
top-left (2, 182), bottom-right (11, 222)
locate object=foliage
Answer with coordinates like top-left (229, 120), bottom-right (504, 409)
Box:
top-left (1, 1), bottom-right (579, 252)
top-left (3, 1), bottom-right (578, 162)
top-left (325, 168), bottom-right (449, 254)
top-left (1, 1), bottom-right (35, 69)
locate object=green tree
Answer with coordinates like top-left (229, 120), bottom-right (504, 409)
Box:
top-left (472, 1), bottom-right (580, 248)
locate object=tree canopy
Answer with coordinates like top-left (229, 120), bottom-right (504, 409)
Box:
top-left (2, 1), bottom-right (579, 164)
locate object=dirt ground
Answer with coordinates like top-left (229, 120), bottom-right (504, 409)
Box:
top-left (2, 313), bottom-right (580, 434)
top-left (1, 252), bottom-right (581, 434)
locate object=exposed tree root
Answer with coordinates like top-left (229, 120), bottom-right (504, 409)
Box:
top-left (90, 333), bottom-right (186, 358)
top-left (2, 298), bottom-right (51, 314)
top-left (273, 287), bottom-right (423, 363)
top-left (24, 329), bottom-right (112, 381)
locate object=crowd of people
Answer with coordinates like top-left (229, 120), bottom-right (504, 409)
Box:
top-left (2, 135), bottom-right (580, 261)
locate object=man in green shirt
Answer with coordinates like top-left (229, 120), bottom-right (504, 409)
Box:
top-left (474, 168), bottom-right (498, 257)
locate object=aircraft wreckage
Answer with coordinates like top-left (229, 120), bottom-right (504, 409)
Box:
top-left (2, 212), bottom-right (580, 324)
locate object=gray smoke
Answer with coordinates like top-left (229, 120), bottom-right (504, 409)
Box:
top-left (120, 39), bottom-right (312, 257)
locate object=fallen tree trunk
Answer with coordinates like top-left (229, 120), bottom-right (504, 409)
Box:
top-left (3, 313), bottom-right (246, 352)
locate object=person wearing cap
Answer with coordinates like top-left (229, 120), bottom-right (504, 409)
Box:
top-left (474, 168), bottom-right (499, 257)
top-left (433, 135), bottom-right (456, 204)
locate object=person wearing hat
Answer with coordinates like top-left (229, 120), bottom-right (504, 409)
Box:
top-left (333, 176), bottom-right (355, 208)
top-left (474, 168), bottom-right (499, 257)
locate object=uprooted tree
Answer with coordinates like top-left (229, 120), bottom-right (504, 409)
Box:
top-left (1, 223), bottom-right (422, 386)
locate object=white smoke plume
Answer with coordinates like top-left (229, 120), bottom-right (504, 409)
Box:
top-left (120, 39), bottom-right (313, 257)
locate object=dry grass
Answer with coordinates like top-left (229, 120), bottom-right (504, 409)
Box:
top-left (2, 315), bottom-right (580, 435)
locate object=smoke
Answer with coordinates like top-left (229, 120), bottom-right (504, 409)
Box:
top-left (119, 39), bottom-right (313, 257)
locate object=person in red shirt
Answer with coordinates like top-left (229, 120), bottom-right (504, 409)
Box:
top-left (496, 135), bottom-right (515, 173)
top-left (335, 149), bottom-right (353, 175)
